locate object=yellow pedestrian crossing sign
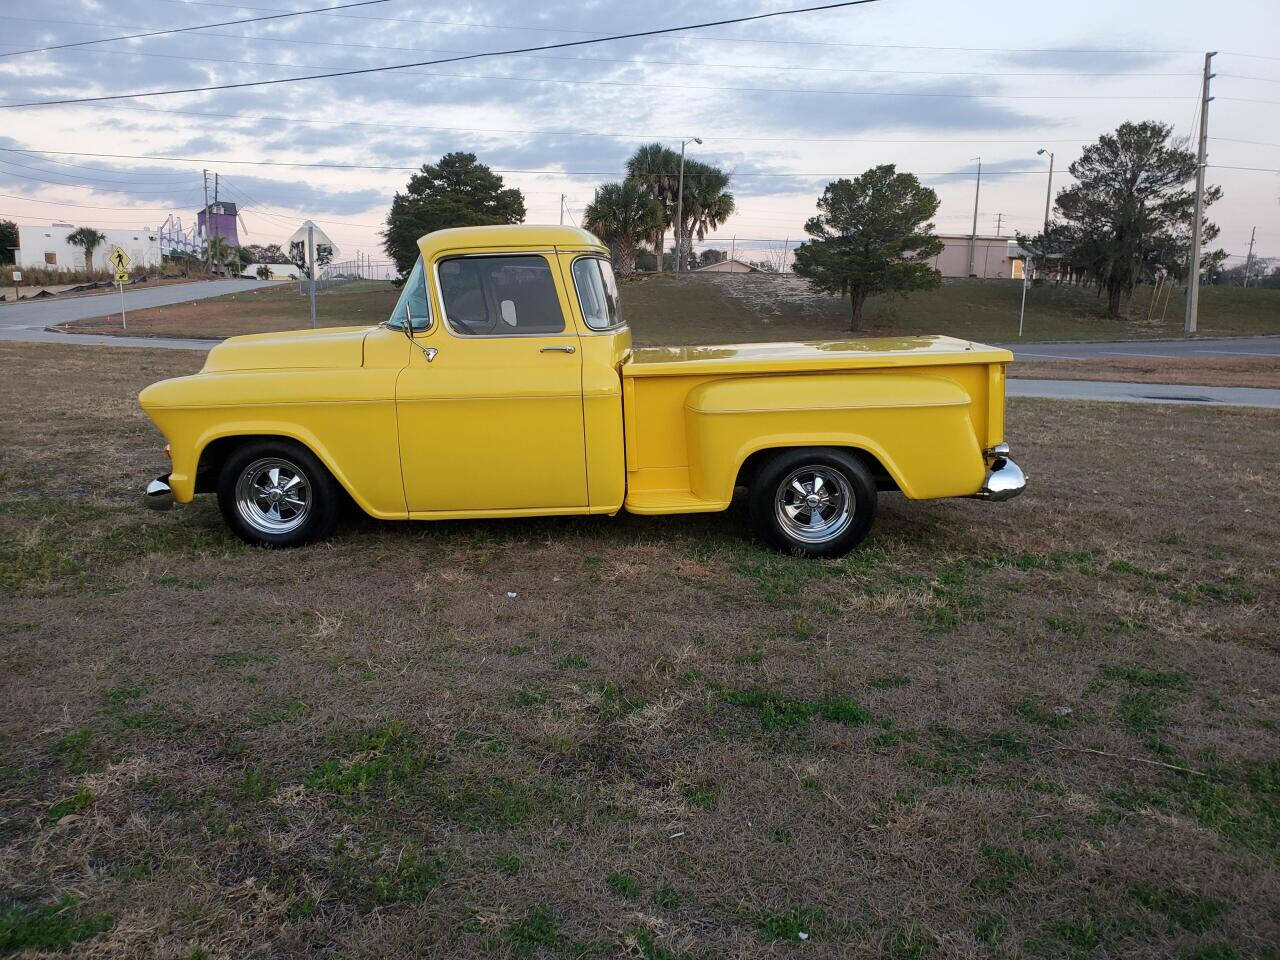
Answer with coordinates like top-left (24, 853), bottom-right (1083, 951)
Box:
top-left (115, 269), bottom-right (130, 284)
top-left (108, 246), bottom-right (131, 272)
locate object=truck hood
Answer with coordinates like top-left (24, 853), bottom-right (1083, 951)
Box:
top-left (200, 326), bottom-right (372, 373)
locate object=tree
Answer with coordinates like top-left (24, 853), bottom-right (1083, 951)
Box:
top-left (383, 152), bottom-right (525, 275)
top-left (625, 143), bottom-right (682, 272)
top-left (698, 248), bottom-right (728, 267)
top-left (678, 161), bottom-right (735, 268)
top-left (207, 237), bottom-right (233, 275)
top-left (792, 166), bottom-right (943, 331)
top-left (243, 243), bottom-right (290, 264)
top-left (65, 227), bottom-right (107, 271)
top-left (1051, 121), bottom-right (1222, 318)
top-left (582, 180), bottom-right (662, 276)
top-left (0, 219), bottom-right (16, 265)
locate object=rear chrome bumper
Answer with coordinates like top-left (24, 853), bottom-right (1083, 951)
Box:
top-left (145, 474), bottom-right (174, 511)
top-left (972, 443), bottom-right (1026, 502)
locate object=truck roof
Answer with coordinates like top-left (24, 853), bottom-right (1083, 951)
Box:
top-left (416, 224), bottom-right (604, 258)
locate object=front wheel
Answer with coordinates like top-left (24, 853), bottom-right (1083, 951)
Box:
top-left (748, 448), bottom-right (877, 558)
top-left (217, 440), bottom-right (339, 548)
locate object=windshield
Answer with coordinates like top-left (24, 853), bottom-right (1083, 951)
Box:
top-left (387, 256), bottom-right (430, 331)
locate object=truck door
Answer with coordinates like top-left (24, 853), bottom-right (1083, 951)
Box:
top-left (395, 252), bottom-right (588, 514)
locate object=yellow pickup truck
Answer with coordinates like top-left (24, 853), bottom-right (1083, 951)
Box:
top-left (140, 224), bottom-right (1024, 556)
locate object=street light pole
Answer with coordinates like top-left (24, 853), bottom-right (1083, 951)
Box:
top-left (1036, 148), bottom-right (1054, 238)
top-left (675, 136), bottom-right (701, 273)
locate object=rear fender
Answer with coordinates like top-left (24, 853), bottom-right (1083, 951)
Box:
top-left (684, 373), bottom-right (985, 502)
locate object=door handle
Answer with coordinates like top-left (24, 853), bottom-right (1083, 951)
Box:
top-left (539, 345), bottom-right (576, 354)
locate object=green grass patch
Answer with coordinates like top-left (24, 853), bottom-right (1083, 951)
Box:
top-left (679, 779), bottom-right (720, 810)
top-left (552, 654), bottom-right (587, 669)
top-left (505, 906), bottom-right (560, 949)
top-left (756, 905), bottom-right (824, 942)
top-left (722, 687), bottom-right (870, 731)
top-left (370, 851), bottom-right (442, 904)
top-left (606, 870), bottom-right (640, 899)
top-left (870, 674), bottom-right (911, 689)
top-left (0, 895), bottom-right (112, 953)
top-left (47, 785), bottom-right (94, 820)
top-left (1102, 665), bottom-right (1190, 690)
top-left (973, 844), bottom-right (1035, 893)
top-left (1129, 884), bottom-right (1227, 932)
top-left (305, 725), bottom-right (431, 800)
top-left (54, 729), bottom-right (94, 774)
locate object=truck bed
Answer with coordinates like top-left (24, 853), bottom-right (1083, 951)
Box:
top-left (618, 335), bottom-right (1013, 515)
top-left (622, 335), bottom-right (1012, 378)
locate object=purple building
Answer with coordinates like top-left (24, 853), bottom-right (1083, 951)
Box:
top-left (197, 201), bottom-right (240, 248)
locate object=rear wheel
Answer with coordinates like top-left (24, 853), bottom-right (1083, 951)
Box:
top-left (217, 440), bottom-right (339, 547)
top-left (748, 448), bottom-right (876, 558)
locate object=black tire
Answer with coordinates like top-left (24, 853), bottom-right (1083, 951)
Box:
top-left (747, 447), bottom-right (877, 558)
top-left (216, 439), bottom-right (340, 548)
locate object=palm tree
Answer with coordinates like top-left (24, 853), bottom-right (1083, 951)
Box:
top-left (625, 143), bottom-right (682, 272)
top-left (583, 181), bottom-right (662, 276)
top-left (685, 165), bottom-right (736, 266)
top-left (65, 227), bottom-right (107, 271)
top-left (207, 237), bottom-right (233, 276)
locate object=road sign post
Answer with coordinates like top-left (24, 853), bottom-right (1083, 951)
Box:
top-left (11, 270), bottom-right (19, 303)
top-left (108, 247), bottom-right (132, 329)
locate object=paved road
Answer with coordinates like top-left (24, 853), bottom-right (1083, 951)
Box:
top-left (1009, 379), bottom-right (1280, 409)
top-left (1004, 335), bottom-right (1280, 361)
top-left (0, 279), bottom-right (280, 333)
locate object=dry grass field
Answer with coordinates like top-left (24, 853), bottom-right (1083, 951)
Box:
top-left (59, 273), bottom-right (1280, 349)
top-left (1, 342), bottom-right (1278, 959)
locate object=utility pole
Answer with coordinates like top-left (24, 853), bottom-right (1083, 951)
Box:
top-left (1036, 148), bottom-right (1055, 238)
top-left (202, 169), bottom-right (211, 275)
top-left (559, 194), bottom-right (565, 226)
top-left (307, 223), bottom-right (317, 329)
top-left (967, 157), bottom-right (982, 277)
top-left (1185, 51), bottom-right (1216, 335)
top-left (212, 172), bottom-right (221, 277)
top-left (1243, 226), bottom-right (1256, 287)
top-left (992, 213), bottom-right (1004, 237)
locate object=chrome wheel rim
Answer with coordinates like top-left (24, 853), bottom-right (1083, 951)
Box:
top-left (774, 465), bottom-right (855, 545)
top-left (234, 457), bottom-right (312, 535)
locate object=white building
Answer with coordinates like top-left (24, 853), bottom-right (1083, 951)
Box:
top-left (239, 262), bottom-right (302, 280)
top-left (17, 223), bottom-right (163, 272)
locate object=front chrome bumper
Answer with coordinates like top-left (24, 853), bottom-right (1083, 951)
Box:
top-left (972, 443), bottom-right (1026, 502)
top-left (145, 474), bottom-right (174, 511)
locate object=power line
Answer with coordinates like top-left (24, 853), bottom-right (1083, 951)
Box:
top-left (2, 51), bottom-right (1200, 104)
top-left (0, 10), bottom-right (1201, 55)
top-left (1, 146), bottom-right (1089, 179)
top-left (0, 1), bottom-right (942, 108)
top-left (0, 164), bottom-right (205, 194)
top-left (28, 36), bottom-right (1205, 82)
top-left (0, 106), bottom-right (1104, 147)
top-left (0, 192), bottom-right (188, 211)
top-left (0, 155), bottom-right (199, 186)
top-left (0, 0), bottom-right (391, 59)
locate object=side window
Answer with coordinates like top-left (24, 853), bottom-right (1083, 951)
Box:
top-left (388, 256), bottom-right (430, 331)
top-left (438, 255), bottom-right (565, 336)
top-left (571, 257), bottom-right (623, 331)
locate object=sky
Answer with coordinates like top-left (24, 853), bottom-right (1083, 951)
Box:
top-left (1, 0), bottom-right (1278, 268)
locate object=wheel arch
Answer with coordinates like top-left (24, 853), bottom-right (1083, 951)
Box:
top-left (734, 442), bottom-right (902, 495)
top-left (193, 428), bottom-right (385, 517)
